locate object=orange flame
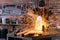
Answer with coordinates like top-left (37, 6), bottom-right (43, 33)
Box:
top-left (17, 8), bottom-right (48, 37)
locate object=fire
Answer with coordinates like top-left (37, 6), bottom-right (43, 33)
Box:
top-left (34, 16), bottom-right (43, 33)
top-left (32, 16), bottom-right (43, 36)
top-left (17, 7), bottom-right (48, 36)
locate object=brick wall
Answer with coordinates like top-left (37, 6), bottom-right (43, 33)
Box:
top-left (0, 0), bottom-right (14, 4)
top-left (0, 0), bottom-right (31, 4)
top-left (46, 0), bottom-right (60, 14)
top-left (45, 0), bottom-right (60, 27)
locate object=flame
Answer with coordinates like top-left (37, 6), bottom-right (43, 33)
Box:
top-left (34, 16), bottom-right (43, 33)
top-left (17, 8), bottom-right (48, 37)
top-left (17, 16), bottom-right (48, 36)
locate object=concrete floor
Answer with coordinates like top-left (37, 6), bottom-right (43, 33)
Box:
top-left (0, 39), bottom-right (6, 40)
top-left (1, 29), bottom-right (60, 40)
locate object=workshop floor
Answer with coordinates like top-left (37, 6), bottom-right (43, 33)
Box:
top-left (0, 39), bottom-right (6, 40)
